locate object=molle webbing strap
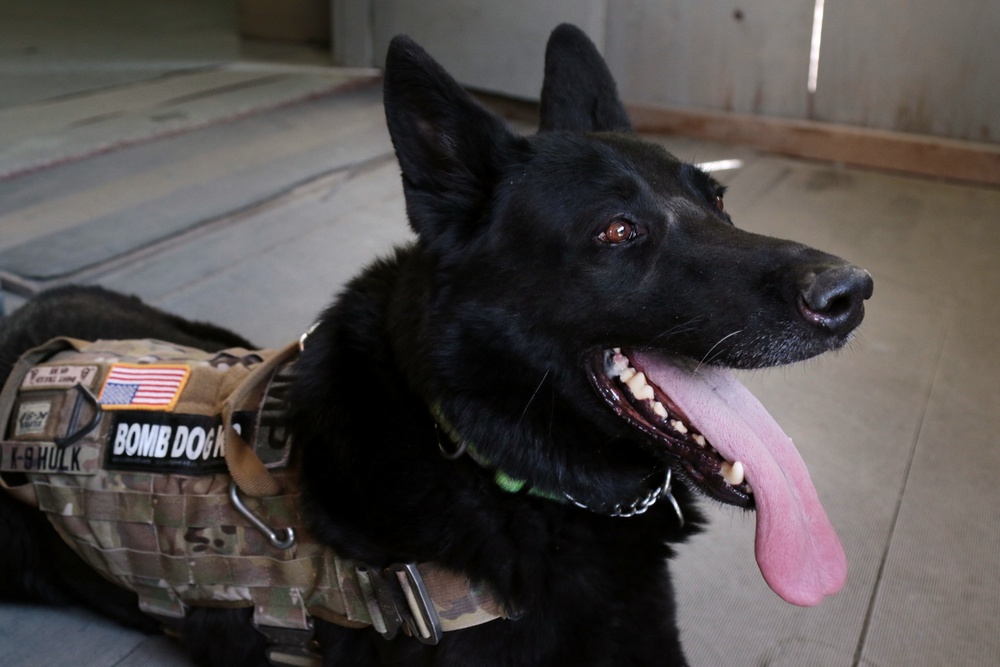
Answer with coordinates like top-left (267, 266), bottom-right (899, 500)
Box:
top-left (0, 337), bottom-right (88, 506)
top-left (35, 464), bottom-right (507, 633)
top-left (35, 465), bottom-right (366, 629)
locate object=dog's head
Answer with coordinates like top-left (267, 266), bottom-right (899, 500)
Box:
top-left (383, 25), bottom-right (871, 607)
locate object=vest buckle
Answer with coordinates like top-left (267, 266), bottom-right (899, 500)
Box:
top-left (355, 562), bottom-right (443, 644)
top-left (255, 618), bottom-right (322, 667)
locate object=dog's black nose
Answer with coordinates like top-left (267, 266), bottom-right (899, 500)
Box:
top-left (798, 265), bottom-right (873, 335)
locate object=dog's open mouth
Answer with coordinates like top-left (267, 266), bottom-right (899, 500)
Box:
top-left (587, 347), bottom-right (848, 607)
top-left (591, 348), bottom-right (754, 507)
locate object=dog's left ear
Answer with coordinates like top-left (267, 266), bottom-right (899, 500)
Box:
top-left (383, 35), bottom-right (526, 250)
top-left (539, 23), bottom-right (632, 133)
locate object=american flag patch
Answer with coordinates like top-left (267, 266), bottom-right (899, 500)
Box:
top-left (98, 364), bottom-right (190, 411)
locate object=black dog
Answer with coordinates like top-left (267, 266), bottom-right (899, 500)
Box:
top-left (0, 25), bottom-right (872, 666)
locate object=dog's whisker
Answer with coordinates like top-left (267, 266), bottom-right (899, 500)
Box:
top-left (650, 318), bottom-right (703, 345)
top-left (693, 330), bottom-right (744, 374)
top-left (518, 370), bottom-right (551, 424)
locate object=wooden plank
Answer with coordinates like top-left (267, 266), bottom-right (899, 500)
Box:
top-left (0, 83), bottom-right (391, 279)
top-left (0, 70), bottom-right (375, 180)
top-left (97, 158), bottom-right (410, 348)
top-left (0, 70), bottom-right (270, 144)
top-left (0, 82), bottom-right (383, 250)
top-left (628, 102), bottom-right (1000, 186)
top-left (0, 0), bottom-right (239, 111)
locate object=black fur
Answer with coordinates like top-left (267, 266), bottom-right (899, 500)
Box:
top-left (0, 25), bottom-right (872, 666)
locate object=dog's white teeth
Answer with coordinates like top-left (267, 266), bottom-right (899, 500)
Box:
top-left (720, 460), bottom-right (745, 486)
top-left (626, 372), bottom-right (655, 401)
top-left (745, 482), bottom-right (753, 495)
top-left (610, 354), bottom-right (709, 449)
top-left (613, 347), bottom-right (621, 354)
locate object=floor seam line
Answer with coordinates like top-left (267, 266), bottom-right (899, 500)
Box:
top-left (850, 315), bottom-right (951, 667)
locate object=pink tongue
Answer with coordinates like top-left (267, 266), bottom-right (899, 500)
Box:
top-left (633, 352), bottom-right (846, 606)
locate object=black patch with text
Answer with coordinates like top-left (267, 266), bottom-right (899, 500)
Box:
top-left (105, 411), bottom-right (255, 474)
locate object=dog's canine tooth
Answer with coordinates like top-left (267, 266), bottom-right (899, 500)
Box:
top-left (652, 401), bottom-right (668, 419)
top-left (720, 461), bottom-right (745, 486)
top-left (611, 353), bottom-right (630, 375)
top-left (626, 372), bottom-right (655, 400)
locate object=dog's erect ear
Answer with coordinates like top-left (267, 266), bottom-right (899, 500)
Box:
top-left (539, 23), bottom-right (632, 133)
top-left (383, 35), bottom-right (524, 248)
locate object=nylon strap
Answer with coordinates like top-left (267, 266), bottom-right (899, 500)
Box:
top-left (222, 341), bottom-right (299, 498)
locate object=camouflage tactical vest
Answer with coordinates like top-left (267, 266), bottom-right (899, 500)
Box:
top-left (0, 337), bottom-right (506, 653)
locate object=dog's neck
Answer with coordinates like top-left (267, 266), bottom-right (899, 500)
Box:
top-left (302, 301), bottom-right (685, 525)
top-left (430, 402), bottom-right (684, 524)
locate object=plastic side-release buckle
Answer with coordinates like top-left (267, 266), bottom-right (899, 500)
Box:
top-left (355, 562), bottom-right (443, 645)
top-left (254, 618), bottom-right (322, 667)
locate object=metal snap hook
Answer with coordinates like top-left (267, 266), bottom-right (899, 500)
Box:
top-left (228, 481), bottom-right (296, 550)
top-left (298, 322), bottom-right (320, 351)
top-left (661, 468), bottom-right (685, 528)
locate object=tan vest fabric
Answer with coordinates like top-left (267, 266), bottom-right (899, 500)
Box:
top-left (0, 338), bottom-right (504, 637)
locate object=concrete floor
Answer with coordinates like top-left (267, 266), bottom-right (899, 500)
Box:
top-left (1, 2), bottom-right (999, 666)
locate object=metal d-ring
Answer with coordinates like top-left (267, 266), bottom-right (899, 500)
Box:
top-left (228, 481), bottom-right (296, 550)
top-left (435, 423), bottom-right (468, 460)
top-left (54, 383), bottom-right (103, 449)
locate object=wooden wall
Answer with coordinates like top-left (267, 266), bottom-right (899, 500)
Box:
top-left (332, 0), bottom-right (1000, 149)
top-left (352, 0), bottom-right (608, 100)
top-left (605, 0), bottom-right (816, 120)
top-left (817, 0), bottom-right (1000, 142)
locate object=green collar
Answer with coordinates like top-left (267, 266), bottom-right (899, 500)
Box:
top-left (432, 403), bottom-right (565, 503)
top-left (430, 402), bottom-right (684, 524)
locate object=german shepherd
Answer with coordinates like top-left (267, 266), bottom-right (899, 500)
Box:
top-left (0, 24), bottom-right (872, 666)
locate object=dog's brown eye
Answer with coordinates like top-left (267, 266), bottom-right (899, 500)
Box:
top-left (715, 195), bottom-right (725, 212)
top-left (600, 219), bottom-right (635, 244)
